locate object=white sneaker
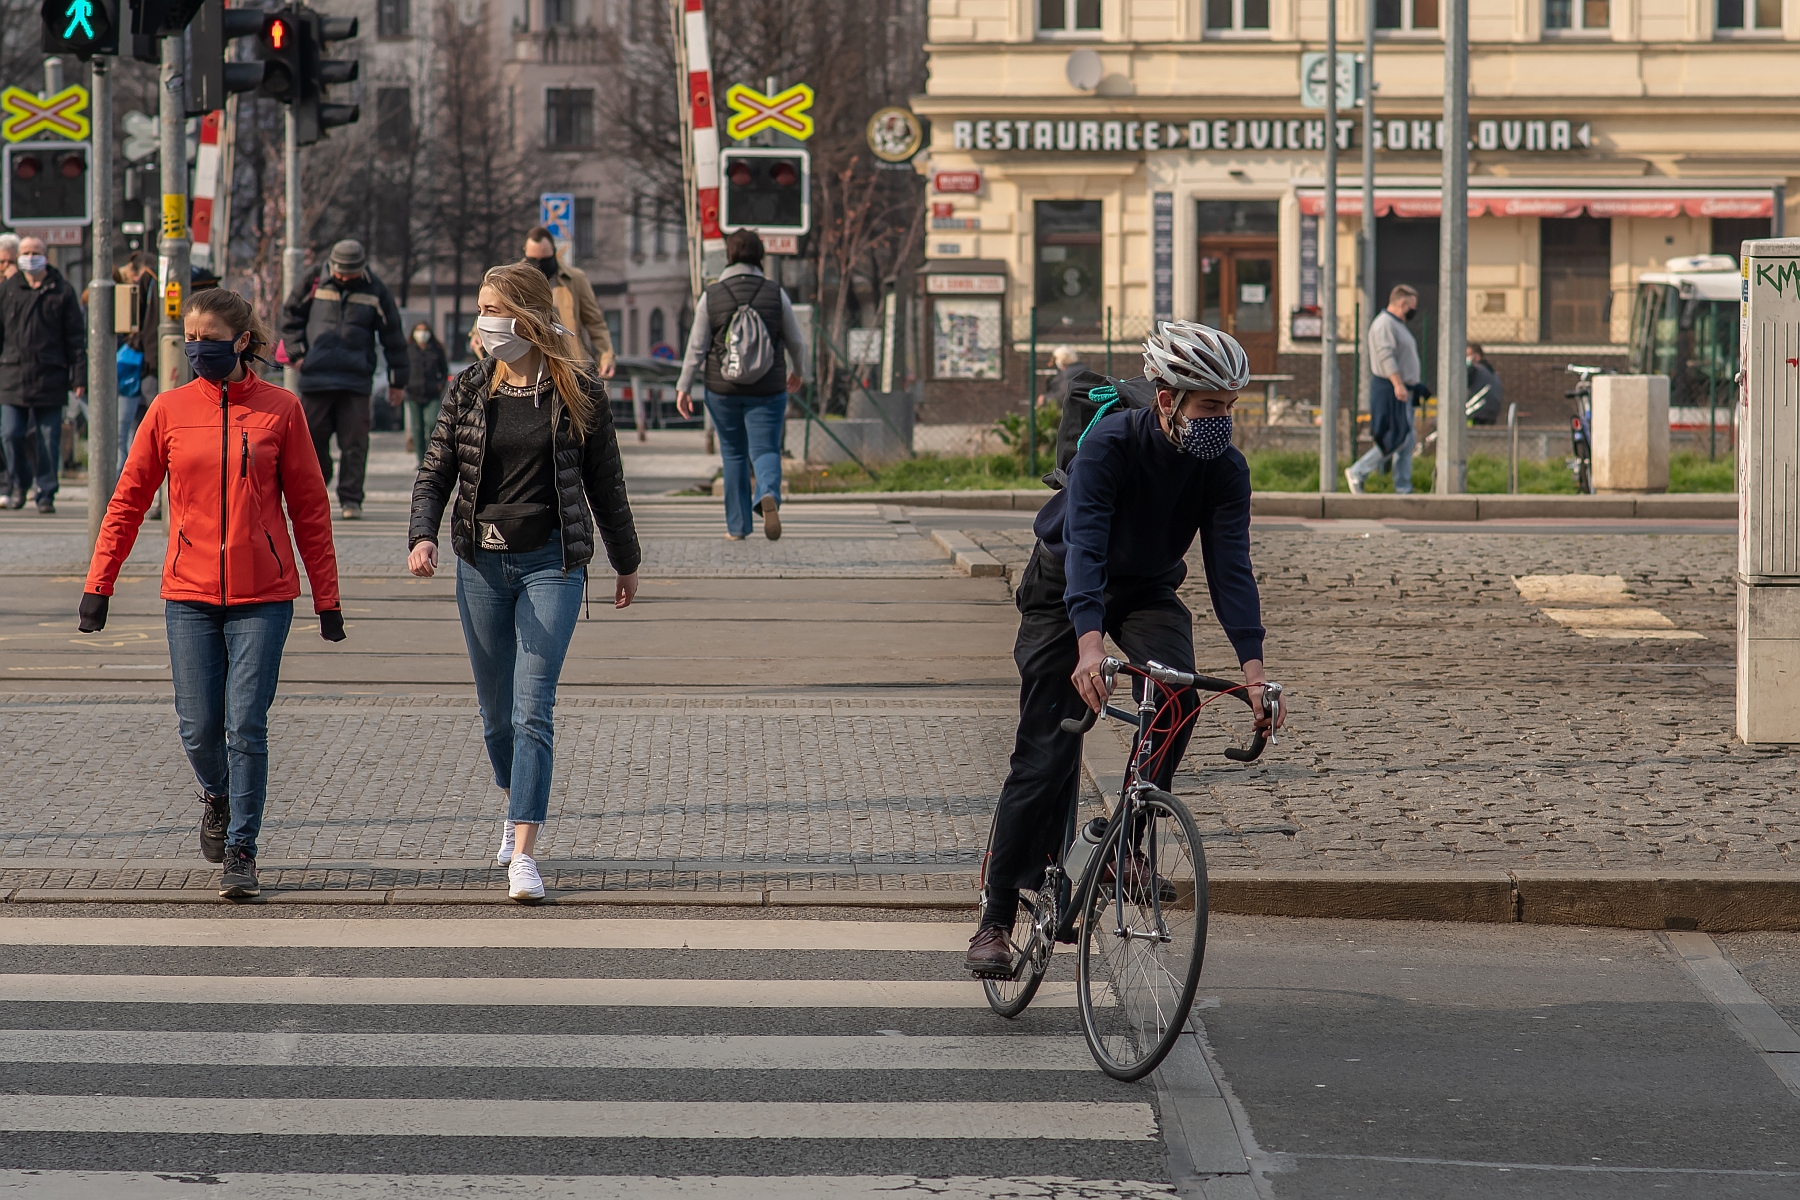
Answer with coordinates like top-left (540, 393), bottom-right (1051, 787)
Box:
top-left (1344, 468), bottom-right (1365, 495)
top-left (508, 853), bottom-right (545, 901)
top-left (496, 821), bottom-right (515, 866)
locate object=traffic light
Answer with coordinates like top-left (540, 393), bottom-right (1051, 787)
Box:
top-left (256, 8), bottom-right (300, 104)
top-left (128, 0), bottom-right (208, 62)
top-left (187, 0), bottom-right (267, 114)
top-left (720, 148), bottom-right (811, 236)
top-left (41, 0), bottom-right (119, 58)
top-left (296, 9), bottom-right (359, 146)
top-left (4, 142), bottom-right (91, 227)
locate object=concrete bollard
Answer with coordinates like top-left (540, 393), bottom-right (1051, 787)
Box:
top-left (1590, 375), bottom-right (1670, 493)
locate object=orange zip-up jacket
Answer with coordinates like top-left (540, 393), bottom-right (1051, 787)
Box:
top-left (87, 371), bottom-right (341, 612)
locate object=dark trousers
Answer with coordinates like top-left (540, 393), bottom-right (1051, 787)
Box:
top-left (984, 544), bottom-right (1199, 921)
top-left (301, 389), bottom-right (371, 506)
top-left (2, 404), bottom-right (62, 500)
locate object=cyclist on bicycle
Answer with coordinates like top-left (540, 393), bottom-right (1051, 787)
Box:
top-left (967, 321), bottom-right (1284, 977)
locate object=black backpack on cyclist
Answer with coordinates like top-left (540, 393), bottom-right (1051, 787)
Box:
top-left (1043, 368), bottom-right (1158, 489)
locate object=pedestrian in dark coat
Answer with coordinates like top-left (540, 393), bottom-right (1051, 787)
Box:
top-left (399, 323), bottom-right (450, 466)
top-left (0, 236), bottom-right (86, 511)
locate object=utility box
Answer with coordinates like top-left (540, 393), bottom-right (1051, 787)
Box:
top-left (1736, 237), bottom-right (1800, 744)
top-left (1591, 375), bottom-right (1670, 493)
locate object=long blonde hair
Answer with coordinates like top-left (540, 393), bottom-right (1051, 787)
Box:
top-left (480, 261), bottom-right (597, 437)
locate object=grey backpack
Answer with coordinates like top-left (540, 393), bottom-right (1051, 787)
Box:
top-left (719, 293), bottom-right (775, 383)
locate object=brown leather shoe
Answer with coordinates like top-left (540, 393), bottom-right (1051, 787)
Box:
top-left (965, 925), bottom-right (1017, 978)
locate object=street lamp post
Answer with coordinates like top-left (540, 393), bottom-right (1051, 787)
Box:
top-left (1319, 0), bottom-right (1339, 492)
top-left (86, 55), bottom-right (116, 551)
top-left (1436, 0), bottom-right (1469, 493)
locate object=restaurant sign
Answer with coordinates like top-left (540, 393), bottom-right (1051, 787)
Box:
top-left (951, 117), bottom-right (1592, 154)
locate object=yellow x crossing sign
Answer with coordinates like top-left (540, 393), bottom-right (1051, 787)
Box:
top-left (2, 85), bottom-right (90, 143)
top-left (724, 83), bottom-right (814, 142)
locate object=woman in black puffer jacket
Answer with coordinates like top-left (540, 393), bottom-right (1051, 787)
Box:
top-left (407, 261), bottom-right (640, 901)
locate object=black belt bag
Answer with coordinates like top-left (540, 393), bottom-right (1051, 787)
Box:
top-left (475, 503), bottom-right (555, 553)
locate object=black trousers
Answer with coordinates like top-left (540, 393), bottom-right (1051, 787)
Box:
top-left (984, 544), bottom-right (1199, 918)
top-left (301, 389), bottom-right (372, 506)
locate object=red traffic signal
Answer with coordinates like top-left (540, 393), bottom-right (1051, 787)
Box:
top-left (13, 155), bottom-right (40, 180)
top-left (266, 14), bottom-right (288, 46)
top-left (258, 10), bottom-right (300, 102)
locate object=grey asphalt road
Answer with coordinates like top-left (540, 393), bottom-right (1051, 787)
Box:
top-left (1, 907), bottom-right (1797, 1198)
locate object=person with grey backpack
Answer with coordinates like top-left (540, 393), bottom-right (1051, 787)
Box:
top-left (675, 230), bottom-right (809, 541)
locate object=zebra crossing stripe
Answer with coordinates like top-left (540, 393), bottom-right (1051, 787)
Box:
top-left (0, 917), bottom-right (975, 952)
top-left (0, 1031), bottom-right (1098, 1071)
top-left (0, 974), bottom-right (1093, 1008)
top-left (0, 1097), bottom-right (1157, 1140)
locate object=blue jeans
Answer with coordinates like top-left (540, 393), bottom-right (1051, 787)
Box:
top-left (455, 535), bottom-right (584, 825)
top-left (1345, 429), bottom-right (1415, 494)
top-left (704, 390), bottom-right (786, 537)
top-left (166, 600), bottom-right (295, 856)
top-left (2, 404), bottom-right (62, 500)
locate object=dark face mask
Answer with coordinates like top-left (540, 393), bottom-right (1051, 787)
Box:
top-left (184, 337), bottom-right (244, 383)
top-left (531, 255), bottom-right (559, 282)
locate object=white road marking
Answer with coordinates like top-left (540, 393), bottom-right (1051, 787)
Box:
top-left (0, 1030), bottom-right (1097, 1071)
top-left (0, 974), bottom-right (1088, 1008)
top-left (0, 917), bottom-right (973, 952)
top-left (0, 1097), bottom-right (1156, 1140)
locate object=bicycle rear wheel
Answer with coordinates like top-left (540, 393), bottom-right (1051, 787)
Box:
top-left (1075, 790), bottom-right (1209, 1081)
top-left (982, 891), bottom-right (1048, 1017)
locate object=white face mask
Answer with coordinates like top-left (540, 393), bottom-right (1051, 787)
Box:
top-left (18, 254), bottom-right (47, 273)
top-left (475, 315), bottom-right (532, 363)
top-left (413, 330), bottom-right (430, 346)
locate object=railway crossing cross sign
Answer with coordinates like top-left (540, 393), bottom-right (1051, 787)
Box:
top-left (724, 82), bottom-right (815, 142)
top-left (2, 84), bottom-right (91, 142)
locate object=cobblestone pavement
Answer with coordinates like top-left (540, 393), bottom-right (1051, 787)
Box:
top-left (966, 522), bottom-right (1796, 874)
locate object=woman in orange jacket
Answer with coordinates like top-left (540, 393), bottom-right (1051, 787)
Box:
top-left (80, 288), bottom-right (344, 898)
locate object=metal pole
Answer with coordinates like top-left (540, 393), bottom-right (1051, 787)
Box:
top-left (1435, 0), bottom-right (1469, 494)
top-left (1027, 308), bottom-right (1039, 477)
top-left (1319, 3), bottom-right (1339, 493)
top-left (1104, 306), bottom-right (1113, 378)
top-left (157, 34), bottom-right (191, 399)
top-left (1360, 0), bottom-right (1377, 433)
top-left (86, 57), bottom-right (117, 552)
top-left (282, 106), bottom-right (303, 392)
top-left (1508, 401), bottom-right (1518, 493)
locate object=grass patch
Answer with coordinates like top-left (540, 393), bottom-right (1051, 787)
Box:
top-left (788, 453), bottom-right (1046, 494)
top-left (1249, 448), bottom-right (1736, 493)
top-left (1670, 452), bottom-right (1735, 493)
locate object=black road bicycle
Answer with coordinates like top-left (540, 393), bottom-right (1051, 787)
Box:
top-left (976, 656), bottom-right (1281, 1081)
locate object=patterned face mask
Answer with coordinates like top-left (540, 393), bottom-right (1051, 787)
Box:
top-left (1177, 413), bottom-right (1233, 460)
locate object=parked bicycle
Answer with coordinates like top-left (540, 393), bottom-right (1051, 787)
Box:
top-left (976, 655), bottom-right (1281, 1081)
top-left (1565, 364), bottom-right (1607, 494)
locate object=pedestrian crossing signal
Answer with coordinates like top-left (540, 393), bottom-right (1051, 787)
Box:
top-left (258, 12), bottom-right (300, 103)
top-left (40, 0), bottom-right (118, 59)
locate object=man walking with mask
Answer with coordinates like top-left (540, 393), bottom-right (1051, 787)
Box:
top-left (0, 236), bottom-right (86, 513)
top-left (1346, 284), bottom-right (1427, 494)
top-left (279, 240), bottom-right (409, 519)
top-left (522, 227), bottom-right (614, 378)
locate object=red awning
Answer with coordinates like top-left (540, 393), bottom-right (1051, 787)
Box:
top-left (1297, 189), bottom-right (1774, 219)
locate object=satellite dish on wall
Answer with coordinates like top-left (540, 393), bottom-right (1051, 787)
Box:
top-left (1065, 48), bottom-right (1103, 92)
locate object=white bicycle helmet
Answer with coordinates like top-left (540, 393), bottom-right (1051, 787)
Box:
top-left (1141, 321), bottom-right (1251, 392)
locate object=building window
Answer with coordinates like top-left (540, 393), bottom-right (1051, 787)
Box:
top-left (375, 87), bottom-right (413, 154)
top-left (653, 199), bottom-right (667, 258)
top-left (545, 88), bottom-right (594, 149)
top-left (649, 308), bottom-right (666, 352)
top-left (1545, 0), bottom-right (1608, 31)
top-left (544, 0), bottom-right (574, 26)
top-left (1039, 0), bottom-right (1101, 36)
top-left (1541, 215), bottom-right (1612, 344)
top-left (604, 309), bottom-right (623, 352)
top-left (630, 194), bottom-right (643, 258)
top-left (574, 196), bottom-right (595, 260)
top-left (1375, 0), bottom-right (1438, 30)
top-left (1034, 200), bottom-right (1103, 335)
top-left (1207, 0), bottom-right (1269, 33)
top-left (1712, 217), bottom-right (1772, 262)
top-left (376, 0), bottom-right (409, 37)
top-left (628, 308), bottom-right (640, 356)
top-left (1717, 0), bottom-right (1781, 34)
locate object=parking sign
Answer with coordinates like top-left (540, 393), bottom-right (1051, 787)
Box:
top-left (539, 193), bottom-right (575, 250)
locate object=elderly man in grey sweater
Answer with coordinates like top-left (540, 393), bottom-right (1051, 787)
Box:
top-left (1346, 284), bottom-right (1424, 494)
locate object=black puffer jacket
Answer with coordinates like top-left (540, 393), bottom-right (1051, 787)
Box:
top-left (408, 357), bottom-right (640, 576)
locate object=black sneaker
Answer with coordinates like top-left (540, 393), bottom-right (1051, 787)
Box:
top-left (34, 496), bottom-right (53, 515)
top-left (220, 847), bottom-right (260, 898)
top-left (199, 793), bottom-right (229, 863)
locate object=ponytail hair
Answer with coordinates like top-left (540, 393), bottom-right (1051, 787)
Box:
top-left (184, 287), bottom-right (272, 370)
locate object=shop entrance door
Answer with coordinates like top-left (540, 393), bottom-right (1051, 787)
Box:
top-left (1200, 245), bottom-right (1279, 373)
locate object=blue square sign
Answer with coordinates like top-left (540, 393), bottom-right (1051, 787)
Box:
top-left (539, 193), bottom-right (575, 246)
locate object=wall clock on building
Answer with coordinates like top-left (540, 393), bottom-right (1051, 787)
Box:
top-left (867, 107), bottom-right (923, 163)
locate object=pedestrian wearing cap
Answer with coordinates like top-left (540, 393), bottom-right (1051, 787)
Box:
top-left (279, 239), bottom-right (410, 520)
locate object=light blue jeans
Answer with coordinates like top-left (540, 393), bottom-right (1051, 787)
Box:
top-left (1346, 429), bottom-right (1415, 494)
top-left (704, 390), bottom-right (786, 537)
top-left (165, 599), bottom-right (295, 856)
top-left (455, 534), bottom-right (584, 825)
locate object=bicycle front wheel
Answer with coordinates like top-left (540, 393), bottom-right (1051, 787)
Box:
top-left (1075, 790), bottom-right (1209, 1081)
top-left (982, 891), bottom-right (1047, 1018)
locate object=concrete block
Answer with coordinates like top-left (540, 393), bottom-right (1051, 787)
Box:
top-left (1321, 494), bottom-right (1481, 520)
top-left (1251, 491), bottom-right (1325, 518)
top-left (1513, 871), bottom-right (1800, 931)
top-left (1737, 581), bottom-right (1800, 744)
top-left (1591, 374), bottom-right (1670, 493)
top-left (554, 891), bottom-right (766, 907)
top-left (764, 890), bottom-right (979, 910)
top-left (1476, 494), bottom-right (1635, 519)
top-left (930, 528), bottom-right (1005, 577)
top-left (1207, 870), bottom-right (1517, 923)
top-left (1634, 493), bottom-right (1736, 520)
top-left (6, 890), bottom-right (224, 904)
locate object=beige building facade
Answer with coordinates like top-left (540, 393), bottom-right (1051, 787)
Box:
top-left (914, 0), bottom-right (1796, 418)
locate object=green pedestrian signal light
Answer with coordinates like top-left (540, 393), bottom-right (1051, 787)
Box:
top-left (41, 0), bottom-right (118, 58)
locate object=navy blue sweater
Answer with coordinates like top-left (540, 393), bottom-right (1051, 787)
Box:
top-left (1033, 405), bottom-right (1265, 665)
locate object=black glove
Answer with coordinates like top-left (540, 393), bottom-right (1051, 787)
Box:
top-left (77, 592), bottom-right (109, 633)
top-left (318, 609), bottom-right (346, 642)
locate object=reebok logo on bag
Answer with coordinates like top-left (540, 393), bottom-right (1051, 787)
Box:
top-left (720, 297), bottom-right (774, 383)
